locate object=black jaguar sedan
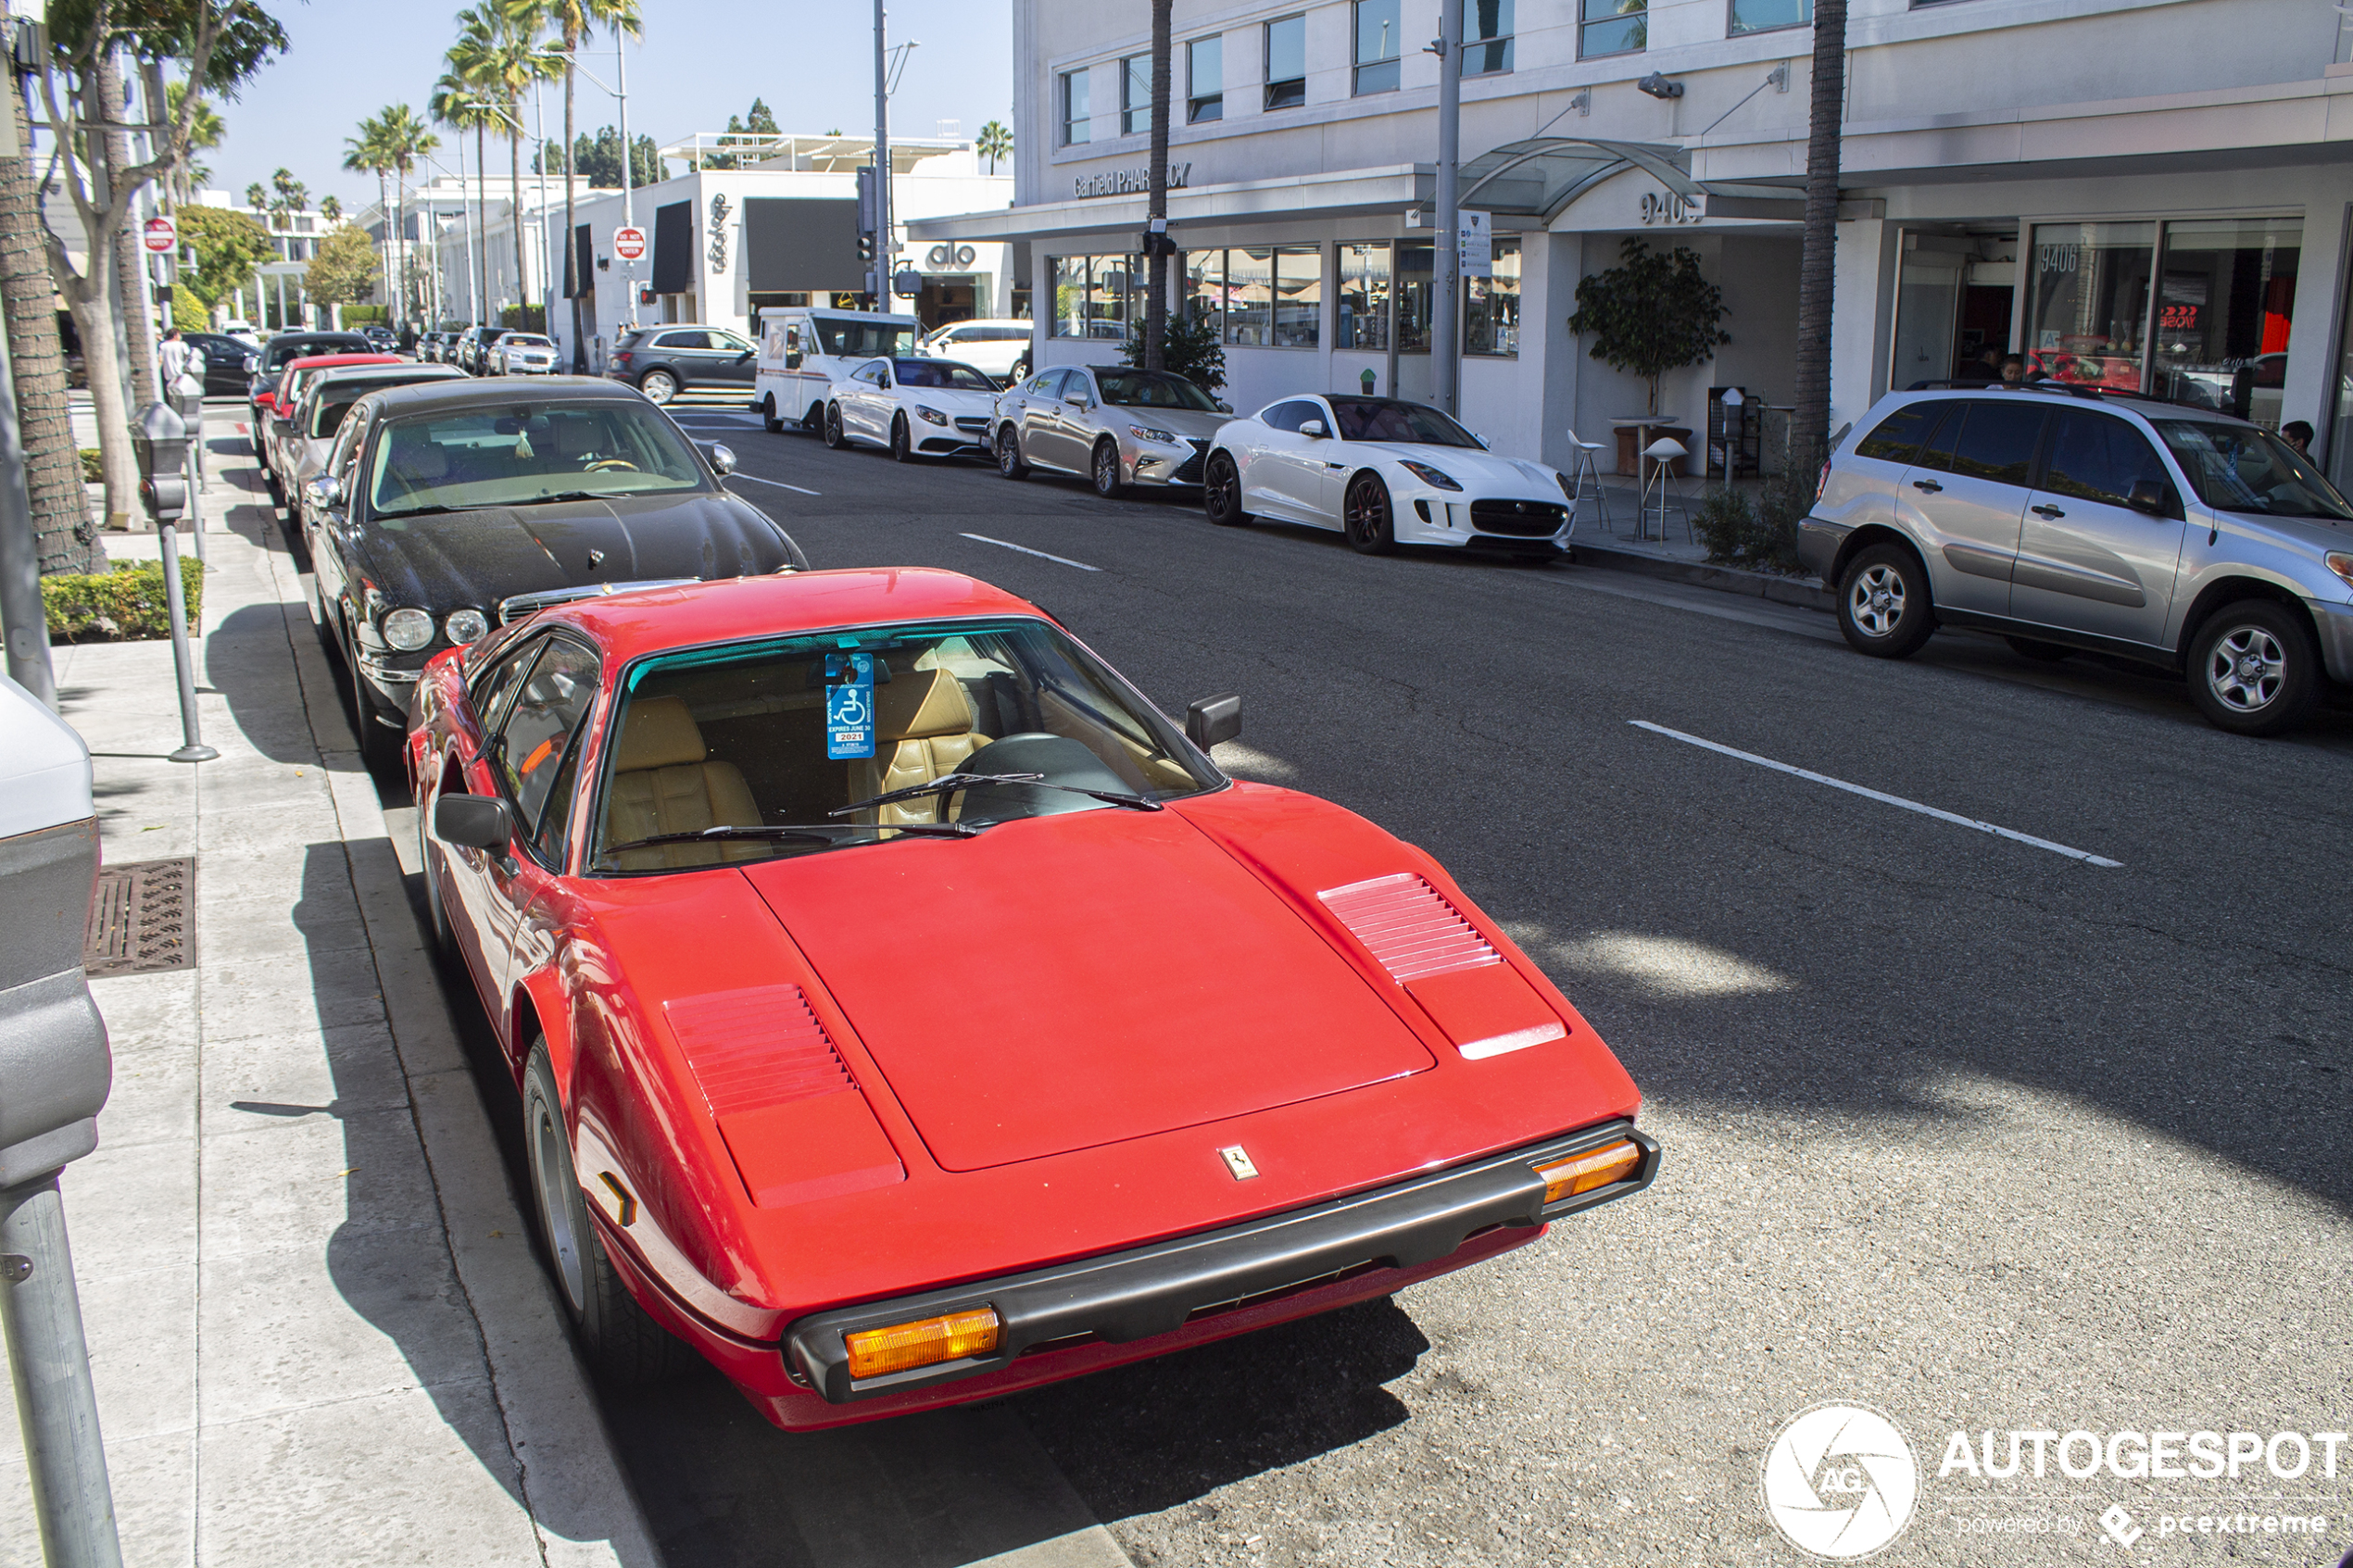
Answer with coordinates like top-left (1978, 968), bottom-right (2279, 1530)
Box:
top-left (299, 376), bottom-right (807, 766)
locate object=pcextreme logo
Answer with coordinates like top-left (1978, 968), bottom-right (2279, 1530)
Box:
top-left (1762, 1402), bottom-right (1920, 1561)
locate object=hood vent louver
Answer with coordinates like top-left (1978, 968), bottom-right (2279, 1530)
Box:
top-left (1318, 872), bottom-right (1503, 984)
top-left (664, 984), bottom-right (855, 1115)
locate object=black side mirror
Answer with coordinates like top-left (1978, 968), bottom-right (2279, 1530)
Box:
top-left (1186, 692), bottom-right (1241, 750)
top-left (2127, 478), bottom-right (2168, 515)
top-left (434, 793), bottom-right (513, 851)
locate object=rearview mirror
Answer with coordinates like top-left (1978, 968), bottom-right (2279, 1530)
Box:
top-left (707, 443), bottom-right (736, 476)
top-left (1216, 401), bottom-right (1232, 414)
top-left (1300, 420), bottom-right (1327, 439)
top-left (434, 794), bottom-right (513, 852)
top-left (1186, 692), bottom-right (1241, 750)
top-left (2127, 478), bottom-right (2168, 515)
top-left (1065, 394), bottom-right (1090, 409)
top-left (242, 354), bottom-right (259, 375)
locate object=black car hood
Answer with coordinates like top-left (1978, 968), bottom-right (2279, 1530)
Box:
top-left (350, 490), bottom-right (799, 612)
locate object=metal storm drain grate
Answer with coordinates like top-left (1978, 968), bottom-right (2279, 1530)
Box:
top-left (82, 858), bottom-right (196, 977)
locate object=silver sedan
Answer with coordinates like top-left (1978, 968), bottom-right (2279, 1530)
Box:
top-left (992, 365), bottom-right (1234, 498)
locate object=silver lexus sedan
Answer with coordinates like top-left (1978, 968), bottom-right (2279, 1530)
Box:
top-left (993, 365), bottom-right (1234, 498)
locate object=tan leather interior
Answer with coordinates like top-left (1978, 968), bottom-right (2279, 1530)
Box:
top-left (605, 696), bottom-right (764, 869)
top-left (850, 669), bottom-right (985, 823)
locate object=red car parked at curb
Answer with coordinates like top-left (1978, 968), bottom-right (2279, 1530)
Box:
top-left (407, 569), bottom-right (1656, 1428)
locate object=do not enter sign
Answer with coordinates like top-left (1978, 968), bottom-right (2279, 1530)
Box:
top-left (143, 215), bottom-right (177, 253)
top-left (613, 226), bottom-right (647, 261)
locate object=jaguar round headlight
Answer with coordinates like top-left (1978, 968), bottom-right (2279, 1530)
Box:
top-left (445, 608), bottom-right (490, 645)
top-left (916, 404), bottom-right (950, 426)
top-left (381, 608), bottom-right (434, 651)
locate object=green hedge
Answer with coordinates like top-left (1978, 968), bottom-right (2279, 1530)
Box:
top-left (79, 447), bottom-right (101, 483)
top-left (43, 559), bottom-right (205, 641)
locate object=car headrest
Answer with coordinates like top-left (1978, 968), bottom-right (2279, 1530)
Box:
top-left (392, 438), bottom-right (450, 480)
top-left (613, 696), bottom-right (708, 771)
top-left (875, 668), bottom-right (971, 741)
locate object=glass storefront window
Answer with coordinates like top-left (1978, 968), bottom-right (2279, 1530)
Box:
top-left (1226, 248), bottom-right (1275, 346)
top-left (1465, 238), bottom-right (1521, 355)
top-left (1051, 255), bottom-right (1089, 338)
top-left (1397, 241), bottom-right (1434, 352)
top-left (1048, 256), bottom-right (1141, 340)
top-left (2027, 222), bottom-right (2155, 391)
top-left (1274, 245), bottom-right (1323, 347)
top-left (1186, 249), bottom-right (1225, 341)
top-left (1339, 243), bottom-right (1390, 350)
top-left (2150, 218), bottom-right (2300, 428)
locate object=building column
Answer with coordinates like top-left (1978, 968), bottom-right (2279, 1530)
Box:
top-left (2284, 190), bottom-right (2348, 463)
top-left (1829, 215), bottom-right (1896, 437)
top-left (1539, 230), bottom-right (1583, 475)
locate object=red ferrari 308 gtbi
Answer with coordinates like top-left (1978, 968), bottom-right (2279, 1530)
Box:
top-left (408, 568), bottom-right (1655, 1428)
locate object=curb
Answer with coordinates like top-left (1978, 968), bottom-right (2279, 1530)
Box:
top-left (1572, 538), bottom-right (1833, 612)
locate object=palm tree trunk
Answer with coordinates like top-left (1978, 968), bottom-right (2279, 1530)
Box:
top-left (563, 46), bottom-right (582, 371)
top-left (509, 122), bottom-right (528, 324)
top-left (97, 51), bottom-right (159, 413)
top-left (1790, 0), bottom-right (1846, 484)
top-left (1144, 0), bottom-right (1170, 373)
top-left (0, 87), bottom-right (100, 572)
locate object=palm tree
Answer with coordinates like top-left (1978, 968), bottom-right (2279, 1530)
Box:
top-left (976, 119), bottom-right (1012, 177)
top-left (321, 194), bottom-right (342, 222)
top-left (450, 5), bottom-right (560, 323)
top-left (243, 180), bottom-right (266, 212)
top-left (504, 0), bottom-right (642, 370)
top-left (1144, 1), bottom-right (1170, 372)
top-left (271, 167), bottom-right (307, 218)
top-left (164, 81), bottom-right (224, 210)
top-left (432, 71), bottom-right (499, 322)
top-left (343, 114), bottom-right (397, 323)
top-left (380, 104), bottom-right (441, 322)
top-left (1790, 0), bottom-right (1846, 493)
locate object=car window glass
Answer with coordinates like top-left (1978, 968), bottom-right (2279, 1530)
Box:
top-left (1029, 370), bottom-right (1067, 397)
top-left (368, 402), bottom-right (706, 514)
top-left (711, 332), bottom-right (751, 353)
top-left (497, 640), bottom-right (600, 837)
top-left (658, 331), bottom-right (710, 351)
top-left (1325, 397), bottom-right (1481, 445)
top-left (1921, 401), bottom-right (2044, 485)
top-left (1263, 400), bottom-right (1318, 433)
top-left (1855, 402), bottom-right (1944, 465)
top-left (852, 362), bottom-right (884, 385)
top-left (469, 635), bottom-right (543, 734)
top-left (532, 723), bottom-right (590, 867)
top-left (1062, 372), bottom-right (1094, 403)
top-left (2045, 412), bottom-right (2171, 508)
top-left (894, 359), bottom-right (997, 391)
top-left (2153, 420), bottom-right (2353, 520)
top-left (812, 318), bottom-right (917, 358)
top-left (1094, 370), bottom-right (1219, 410)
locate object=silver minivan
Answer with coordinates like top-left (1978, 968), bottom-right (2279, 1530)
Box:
top-left (1798, 384), bottom-right (2353, 734)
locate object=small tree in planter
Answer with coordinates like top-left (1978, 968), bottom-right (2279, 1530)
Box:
top-left (1567, 237), bottom-right (1730, 415)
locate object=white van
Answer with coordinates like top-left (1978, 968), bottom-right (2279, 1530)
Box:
top-left (913, 319), bottom-right (1036, 383)
top-left (754, 307), bottom-right (922, 433)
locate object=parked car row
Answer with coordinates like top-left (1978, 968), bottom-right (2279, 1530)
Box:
top-left (413, 325), bottom-right (561, 376)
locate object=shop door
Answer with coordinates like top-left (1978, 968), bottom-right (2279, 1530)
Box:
top-left (1891, 246), bottom-right (1964, 388)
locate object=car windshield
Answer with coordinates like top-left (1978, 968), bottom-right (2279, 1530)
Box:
top-left (589, 618), bottom-right (1223, 873)
top-left (1094, 370), bottom-right (1220, 411)
top-left (367, 401), bottom-right (706, 516)
top-left (1325, 396), bottom-right (1482, 446)
top-left (505, 335), bottom-right (552, 350)
top-left (812, 318), bottom-right (916, 358)
top-left (891, 359), bottom-right (997, 391)
top-left (2151, 420), bottom-right (2353, 521)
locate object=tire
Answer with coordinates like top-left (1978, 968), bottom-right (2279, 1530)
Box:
top-left (890, 414), bottom-right (917, 463)
top-left (1011, 356), bottom-right (1030, 383)
top-left (996, 423), bottom-right (1029, 479)
top-left (2005, 636), bottom-right (2074, 663)
top-left (1836, 544), bottom-right (1937, 659)
top-left (637, 368), bottom-right (677, 406)
top-left (1343, 471), bottom-right (1396, 555)
top-left (522, 1043), bottom-right (693, 1386)
top-left (823, 402), bottom-right (847, 449)
top-left (1090, 439), bottom-right (1125, 499)
top-left (419, 801), bottom-right (452, 954)
top-left (761, 395), bottom-right (784, 435)
top-left (2185, 599), bottom-right (2322, 736)
top-left (1203, 452), bottom-right (1250, 525)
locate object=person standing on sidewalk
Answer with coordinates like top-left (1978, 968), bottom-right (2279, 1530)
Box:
top-left (158, 328), bottom-right (195, 391)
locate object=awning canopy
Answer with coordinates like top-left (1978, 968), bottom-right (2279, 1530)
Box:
top-left (1457, 137), bottom-right (1703, 220)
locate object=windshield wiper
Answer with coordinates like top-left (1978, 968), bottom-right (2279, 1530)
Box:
top-left (833, 770), bottom-right (1162, 818)
top-left (597, 821), bottom-right (975, 860)
top-left (378, 503), bottom-right (470, 518)
top-left (516, 490), bottom-right (606, 506)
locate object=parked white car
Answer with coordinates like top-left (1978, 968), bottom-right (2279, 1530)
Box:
top-left (823, 356), bottom-right (1002, 460)
top-left (1202, 394), bottom-right (1576, 558)
top-left (492, 332), bottom-right (558, 374)
top-left (914, 319), bottom-right (1035, 383)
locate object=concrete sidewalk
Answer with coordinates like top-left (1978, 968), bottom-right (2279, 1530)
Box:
top-left (0, 430), bottom-right (661, 1566)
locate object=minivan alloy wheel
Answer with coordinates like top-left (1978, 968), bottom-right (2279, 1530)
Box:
top-left (1850, 564), bottom-right (1906, 636)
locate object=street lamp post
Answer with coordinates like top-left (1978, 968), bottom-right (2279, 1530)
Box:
top-left (872, 0), bottom-right (892, 306)
top-left (567, 44), bottom-right (636, 329)
top-left (1430, 0), bottom-right (1462, 417)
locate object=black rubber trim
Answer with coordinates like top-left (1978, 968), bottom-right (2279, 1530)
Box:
top-left (785, 1120), bottom-right (1659, 1403)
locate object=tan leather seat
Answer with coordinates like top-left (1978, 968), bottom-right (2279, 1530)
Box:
top-left (604, 696), bottom-right (762, 869)
top-left (850, 669), bottom-right (985, 824)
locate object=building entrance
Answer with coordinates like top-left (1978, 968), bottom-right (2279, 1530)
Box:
top-left (1890, 228), bottom-right (2018, 386)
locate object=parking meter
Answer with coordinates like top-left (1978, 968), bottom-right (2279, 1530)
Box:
top-left (132, 403), bottom-right (215, 765)
top-left (0, 671), bottom-right (124, 1567)
top-left (167, 370), bottom-right (206, 513)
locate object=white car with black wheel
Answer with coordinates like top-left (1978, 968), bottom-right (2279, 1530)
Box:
top-left (822, 356), bottom-right (1001, 461)
top-left (1202, 394), bottom-right (1577, 558)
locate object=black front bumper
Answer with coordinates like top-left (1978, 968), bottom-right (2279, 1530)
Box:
top-left (785, 1119), bottom-right (1658, 1404)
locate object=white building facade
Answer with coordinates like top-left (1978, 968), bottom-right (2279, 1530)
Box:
top-left (913, 0), bottom-right (2353, 491)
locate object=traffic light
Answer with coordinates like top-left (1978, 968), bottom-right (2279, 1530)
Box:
top-left (857, 233), bottom-right (875, 263)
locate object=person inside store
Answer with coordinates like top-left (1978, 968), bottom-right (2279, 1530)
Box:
top-left (2282, 420), bottom-right (2313, 456)
top-left (2000, 355), bottom-right (2026, 383)
top-left (1969, 344), bottom-right (2005, 382)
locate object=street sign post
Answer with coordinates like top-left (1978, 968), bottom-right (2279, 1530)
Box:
top-left (612, 226), bottom-right (647, 261)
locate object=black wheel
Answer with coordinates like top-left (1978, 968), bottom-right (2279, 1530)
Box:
top-left (2005, 636), bottom-right (2074, 663)
top-left (1343, 471), bottom-right (1396, 555)
top-left (418, 800), bottom-right (452, 954)
top-left (1203, 452), bottom-right (1249, 525)
top-left (2186, 600), bottom-right (2322, 736)
top-left (346, 640), bottom-right (404, 773)
top-left (890, 414), bottom-right (917, 463)
top-left (637, 368), bottom-right (677, 405)
top-left (761, 395), bottom-right (784, 434)
top-left (823, 402), bottom-right (847, 449)
top-left (522, 1042), bottom-right (693, 1386)
top-left (1091, 439), bottom-right (1125, 499)
top-left (996, 423), bottom-right (1029, 479)
top-left (1836, 544), bottom-right (1937, 659)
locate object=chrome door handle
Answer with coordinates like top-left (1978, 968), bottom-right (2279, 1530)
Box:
top-left (2031, 504), bottom-right (2065, 519)
top-left (1911, 479), bottom-right (1943, 493)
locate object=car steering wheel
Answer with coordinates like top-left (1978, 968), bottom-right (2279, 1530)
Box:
top-left (585, 458), bottom-right (638, 471)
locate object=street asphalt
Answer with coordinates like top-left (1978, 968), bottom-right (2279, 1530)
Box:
top-left (348, 397), bottom-right (2353, 1568)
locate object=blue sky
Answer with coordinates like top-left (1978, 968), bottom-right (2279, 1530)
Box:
top-left (208, 0), bottom-right (1013, 208)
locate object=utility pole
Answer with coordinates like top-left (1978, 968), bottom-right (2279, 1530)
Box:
top-left (535, 78), bottom-right (553, 331)
top-left (1430, 0), bottom-right (1462, 416)
top-left (872, 0), bottom-right (892, 307)
top-left (615, 31), bottom-right (635, 328)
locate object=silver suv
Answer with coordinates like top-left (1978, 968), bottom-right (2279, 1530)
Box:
top-left (1798, 384), bottom-right (2353, 735)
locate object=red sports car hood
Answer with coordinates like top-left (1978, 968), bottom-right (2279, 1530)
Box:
top-left (741, 807), bottom-right (1436, 1172)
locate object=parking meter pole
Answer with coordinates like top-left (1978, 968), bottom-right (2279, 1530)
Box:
top-left (0, 1174), bottom-right (124, 1568)
top-left (156, 521), bottom-right (212, 763)
top-left (133, 403), bottom-right (214, 763)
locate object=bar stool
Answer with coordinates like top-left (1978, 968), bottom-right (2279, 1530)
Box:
top-left (1641, 437), bottom-right (1691, 543)
top-left (1563, 427), bottom-right (1614, 534)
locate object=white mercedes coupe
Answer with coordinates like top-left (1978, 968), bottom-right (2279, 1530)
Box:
top-left (1202, 395), bottom-right (1577, 557)
top-left (824, 356), bottom-right (1002, 461)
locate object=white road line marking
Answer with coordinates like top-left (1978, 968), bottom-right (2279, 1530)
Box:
top-left (960, 533), bottom-right (1102, 572)
top-left (726, 474), bottom-right (822, 495)
top-left (1629, 720), bottom-right (2123, 868)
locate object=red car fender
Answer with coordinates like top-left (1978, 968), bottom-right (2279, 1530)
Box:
top-left (515, 964), bottom-right (576, 1091)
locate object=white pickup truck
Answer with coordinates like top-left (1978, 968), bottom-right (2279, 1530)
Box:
top-left (752, 307), bottom-right (921, 433)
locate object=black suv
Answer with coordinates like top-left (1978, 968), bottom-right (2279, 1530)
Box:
top-left (606, 324), bottom-right (758, 405)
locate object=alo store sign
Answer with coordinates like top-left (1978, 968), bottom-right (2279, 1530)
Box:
top-left (1074, 162), bottom-right (1191, 198)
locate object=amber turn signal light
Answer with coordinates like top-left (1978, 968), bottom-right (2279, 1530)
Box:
top-left (844, 1306), bottom-right (1001, 1380)
top-left (1534, 1140), bottom-right (1642, 1204)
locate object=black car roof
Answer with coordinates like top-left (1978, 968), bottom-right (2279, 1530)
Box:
top-left (357, 375), bottom-right (648, 416)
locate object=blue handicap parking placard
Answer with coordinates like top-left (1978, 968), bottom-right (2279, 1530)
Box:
top-left (825, 653), bottom-right (876, 759)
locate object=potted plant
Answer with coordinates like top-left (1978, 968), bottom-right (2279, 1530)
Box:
top-left (1567, 237), bottom-right (1730, 473)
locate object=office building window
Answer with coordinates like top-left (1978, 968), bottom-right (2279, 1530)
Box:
top-left (1465, 238), bottom-right (1521, 356)
top-left (1729, 0), bottom-right (1808, 33)
top-left (1339, 243), bottom-right (1390, 350)
top-left (1188, 35), bottom-right (1224, 122)
top-left (1464, 0), bottom-right (1514, 75)
top-left (1580, 0), bottom-right (1646, 57)
top-left (1354, 0), bottom-right (1401, 95)
top-left (1049, 254), bottom-right (1145, 340)
top-left (1121, 55), bottom-right (1151, 136)
top-left (1061, 68), bottom-right (1092, 144)
top-left (1265, 14), bottom-right (1306, 110)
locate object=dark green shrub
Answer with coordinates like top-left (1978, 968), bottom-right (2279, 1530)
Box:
top-left (79, 447), bottom-right (102, 483)
top-left (1691, 478), bottom-right (1807, 575)
top-left (42, 559), bottom-right (205, 641)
